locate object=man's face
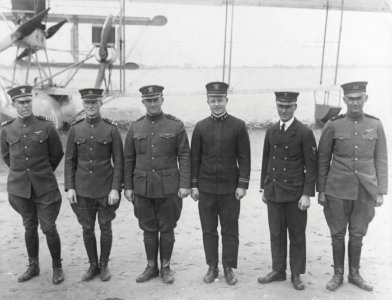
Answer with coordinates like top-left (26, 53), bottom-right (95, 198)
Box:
top-left (343, 92), bottom-right (367, 116)
top-left (207, 95), bottom-right (228, 115)
top-left (83, 99), bottom-right (102, 118)
top-left (276, 103), bottom-right (297, 122)
top-left (12, 97), bottom-right (33, 117)
top-left (142, 95), bottom-right (164, 116)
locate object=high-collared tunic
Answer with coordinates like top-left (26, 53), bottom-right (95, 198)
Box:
top-left (64, 115), bottom-right (124, 199)
top-left (191, 112), bottom-right (251, 194)
top-left (124, 112), bottom-right (191, 198)
top-left (1, 115), bottom-right (64, 198)
top-left (318, 113), bottom-right (388, 201)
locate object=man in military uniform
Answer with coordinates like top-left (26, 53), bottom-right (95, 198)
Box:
top-left (318, 81), bottom-right (388, 292)
top-left (0, 85), bottom-right (64, 284)
top-left (124, 85), bottom-right (191, 284)
top-left (64, 88), bottom-right (123, 282)
top-left (258, 92), bottom-right (317, 290)
top-left (190, 82), bottom-right (251, 285)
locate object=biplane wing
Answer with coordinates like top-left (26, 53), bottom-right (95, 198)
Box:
top-left (108, 0), bottom-right (391, 13)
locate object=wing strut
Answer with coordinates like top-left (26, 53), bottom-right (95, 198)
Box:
top-left (222, 0), bottom-right (235, 86)
top-left (334, 0), bottom-right (345, 85)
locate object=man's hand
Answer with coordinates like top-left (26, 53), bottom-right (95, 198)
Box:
top-left (298, 195), bottom-right (310, 210)
top-left (178, 188), bottom-right (191, 199)
top-left (124, 189), bottom-right (135, 203)
top-left (235, 187), bottom-right (246, 201)
top-left (260, 189), bottom-right (268, 204)
top-left (67, 189), bottom-right (77, 204)
top-left (375, 194), bottom-right (384, 207)
top-left (318, 192), bottom-right (326, 206)
top-left (191, 188), bottom-right (199, 202)
top-left (108, 189), bottom-right (120, 206)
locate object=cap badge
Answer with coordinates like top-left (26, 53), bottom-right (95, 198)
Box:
top-left (213, 83), bottom-right (220, 90)
top-left (88, 90), bottom-right (93, 95)
top-left (20, 87), bottom-right (26, 94)
top-left (148, 87), bottom-right (154, 93)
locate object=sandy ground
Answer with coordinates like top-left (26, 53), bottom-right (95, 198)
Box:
top-left (0, 129), bottom-right (391, 300)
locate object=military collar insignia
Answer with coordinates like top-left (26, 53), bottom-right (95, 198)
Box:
top-left (34, 131), bottom-right (42, 135)
top-left (211, 112), bottom-right (228, 121)
top-left (1, 118), bottom-right (15, 126)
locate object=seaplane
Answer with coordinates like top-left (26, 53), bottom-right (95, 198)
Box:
top-left (0, 0), bottom-right (167, 129)
top-left (0, 0), bottom-right (390, 128)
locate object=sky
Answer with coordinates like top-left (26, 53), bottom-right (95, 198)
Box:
top-left (0, 0), bottom-right (391, 68)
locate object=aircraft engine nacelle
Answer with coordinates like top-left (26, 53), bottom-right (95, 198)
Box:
top-left (15, 28), bottom-right (46, 50)
top-left (94, 46), bottom-right (117, 65)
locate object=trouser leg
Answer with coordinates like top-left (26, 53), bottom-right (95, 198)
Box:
top-left (267, 201), bottom-right (287, 272)
top-left (199, 192), bottom-right (219, 267)
top-left (285, 201), bottom-right (307, 274)
top-left (218, 193), bottom-right (240, 269)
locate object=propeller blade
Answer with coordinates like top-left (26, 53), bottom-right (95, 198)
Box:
top-left (45, 19), bottom-right (67, 39)
top-left (98, 15), bottom-right (114, 62)
top-left (94, 62), bottom-right (107, 89)
top-left (0, 35), bottom-right (14, 52)
top-left (16, 48), bottom-right (35, 60)
top-left (14, 8), bottom-right (50, 41)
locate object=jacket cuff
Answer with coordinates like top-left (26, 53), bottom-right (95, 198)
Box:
top-left (237, 179), bottom-right (249, 189)
top-left (303, 182), bottom-right (315, 196)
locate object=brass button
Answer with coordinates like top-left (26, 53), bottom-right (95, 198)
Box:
top-left (272, 168), bottom-right (275, 171)
top-left (274, 145), bottom-right (277, 148)
top-left (284, 180), bottom-right (287, 183)
top-left (90, 148), bottom-right (93, 151)
top-left (91, 124), bottom-right (95, 128)
top-left (283, 168), bottom-right (287, 171)
top-left (25, 146), bottom-right (28, 149)
top-left (151, 132), bottom-right (155, 136)
top-left (152, 157), bottom-right (155, 160)
top-left (355, 145), bottom-right (358, 149)
top-left (151, 145), bottom-right (155, 148)
top-left (273, 156), bottom-right (276, 159)
top-left (354, 121), bottom-right (358, 124)
top-left (273, 179), bottom-right (276, 182)
top-left (26, 168), bottom-right (30, 171)
top-left (152, 169), bottom-right (156, 172)
top-left (355, 158), bottom-right (358, 161)
top-left (354, 170), bottom-right (358, 174)
top-left (90, 136), bottom-right (94, 139)
top-left (354, 132), bottom-right (358, 135)
top-left (89, 171), bottom-right (92, 174)
top-left (23, 124), bottom-right (26, 127)
top-left (25, 157), bottom-right (29, 160)
top-left (89, 160), bottom-right (93, 163)
top-left (152, 121), bottom-right (155, 125)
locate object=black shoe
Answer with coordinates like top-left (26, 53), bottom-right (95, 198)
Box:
top-left (348, 269), bottom-right (373, 292)
top-left (82, 263), bottom-right (100, 281)
top-left (326, 267), bottom-right (344, 291)
top-left (223, 266), bottom-right (237, 285)
top-left (258, 270), bottom-right (286, 284)
top-left (100, 262), bottom-right (111, 282)
top-left (136, 265), bottom-right (159, 283)
top-left (161, 266), bottom-right (175, 284)
top-left (18, 258), bottom-right (40, 282)
top-left (203, 265), bottom-right (219, 284)
top-left (52, 259), bottom-right (64, 285)
top-left (291, 274), bottom-right (305, 290)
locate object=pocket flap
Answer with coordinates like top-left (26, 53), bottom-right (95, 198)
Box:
top-left (74, 137), bottom-right (87, 144)
top-left (31, 133), bottom-right (48, 143)
top-left (160, 168), bottom-right (178, 176)
top-left (97, 137), bottom-right (112, 144)
top-left (362, 131), bottom-right (378, 140)
top-left (333, 134), bottom-right (351, 140)
top-left (133, 169), bottom-right (147, 178)
top-left (159, 132), bottom-right (175, 139)
top-left (133, 134), bottom-right (147, 141)
top-left (6, 136), bottom-right (20, 145)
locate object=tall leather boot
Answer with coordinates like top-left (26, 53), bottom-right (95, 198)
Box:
top-left (82, 234), bottom-right (100, 281)
top-left (18, 257), bottom-right (40, 282)
top-left (136, 232), bottom-right (159, 283)
top-left (160, 232), bottom-right (175, 284)
top-left (348, 239), bottom-right (373, 291)
top-left (100, 229), bottom-right (113, 282)
top-left (52, 259), bottom-right (64, 285)
top-left (326, 240), bottom-right (345, 291)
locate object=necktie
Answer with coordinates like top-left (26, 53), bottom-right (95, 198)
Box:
top-left (280, 123), bottom-right (285, 134)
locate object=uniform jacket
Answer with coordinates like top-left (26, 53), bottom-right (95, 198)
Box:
top-left (1, 115), bottom-right (63, 198)
top-left (191, 113), bottom-right (251, 195)
top-left (64, 115), bottom-right (124, 198)
top-left (124, 112), bottom-right (191, 198)
top-left (318, 113), bottom-right (388, 200)
top-left (261, 118), bottom-right (317, 202)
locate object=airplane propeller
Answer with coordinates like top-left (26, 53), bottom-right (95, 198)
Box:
top-left (15, 19), bottom-right (67, 60)
top-left (94, 15), bottom-right (117, 89)
top-left (0, 8), bottom-right (50, 52)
